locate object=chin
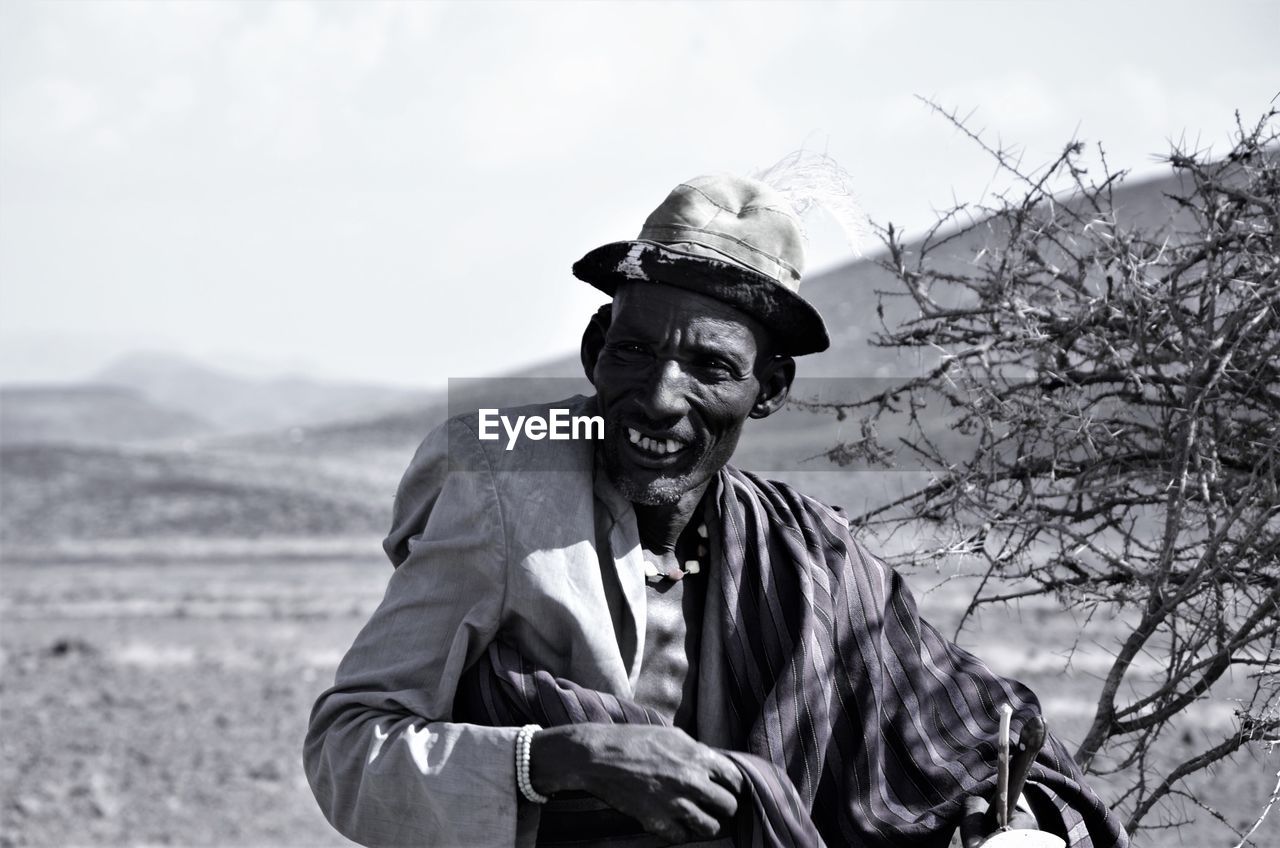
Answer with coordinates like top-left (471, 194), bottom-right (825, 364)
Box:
top-left (602, 437), bottom-right (704, 506)
top-left (610, 472), bottom-right (697, 507)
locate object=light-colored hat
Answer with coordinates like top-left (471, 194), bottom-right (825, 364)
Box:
top-left (572, 174), bottom-right (830, 355)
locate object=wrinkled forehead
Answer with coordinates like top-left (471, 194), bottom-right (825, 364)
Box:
top-left (610, 282), bottom-right (771, 354)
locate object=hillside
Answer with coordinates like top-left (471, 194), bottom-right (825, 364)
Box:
top-left (0, 440), bottom-right (395, 550)
top-left (95, 351), bottom-right (432, 434)
top-left (0, 385), bottom-right (213, 447)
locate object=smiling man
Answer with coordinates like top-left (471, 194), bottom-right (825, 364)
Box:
top-left (304, 175), bottom-right (1127, 848)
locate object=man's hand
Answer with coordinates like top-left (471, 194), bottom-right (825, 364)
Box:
top-left (959, 794), bottom-right (1040, 848)
top-left (529, 724), bottom-right (744, 844)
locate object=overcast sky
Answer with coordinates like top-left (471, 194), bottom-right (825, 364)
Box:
top-left (2, 0), bottom-right (1276, 388)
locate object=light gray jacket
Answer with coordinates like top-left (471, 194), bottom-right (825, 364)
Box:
top-left (304, 395), bottom-right (669, 847)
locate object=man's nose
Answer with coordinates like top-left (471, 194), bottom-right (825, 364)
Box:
top-left (636, 359), bottom-right (691, 420)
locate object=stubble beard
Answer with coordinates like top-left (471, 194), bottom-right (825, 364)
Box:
top-left (599, 406), bottom-right (707, 506)
top-left (601, 437), bottom-right (700, 506)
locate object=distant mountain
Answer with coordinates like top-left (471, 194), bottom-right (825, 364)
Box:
top-left (95, 351), bottom-right (434, 434)
top-left (0, 384), bottom-right (213, 447)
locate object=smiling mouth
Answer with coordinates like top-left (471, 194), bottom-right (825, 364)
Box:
top-left (625, 427), bottom-right (690, 458)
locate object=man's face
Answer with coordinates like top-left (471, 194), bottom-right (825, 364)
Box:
top-left (592, 282), bottom-right (773, 506)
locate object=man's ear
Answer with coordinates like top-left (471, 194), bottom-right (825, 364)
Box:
top-left (750, 355), bottom-right (795, 419)
top-left (580, 303), bottom-right (612, 385)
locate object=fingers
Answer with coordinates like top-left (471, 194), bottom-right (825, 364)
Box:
top-left (959, 794), bottom-right (990, 848)
top-left (582, 728), bottom-right (744, 843)
top-left (640, 802), bottom-right (718, 846)
top-left (704, 748), bottom-right (746, 795)
top-left (636, 754), bottom-right (741, 843)
top-left (645, 756), bottom-right (738, 841)
top-left (957, 793), bottom-right (1044, 848)
top-left (1008, 804), bottom-right (1038, 831)
top-left (687, 775), bottom-right (739, 822)
top-left (690, 749), bottom-right (743, 814)
top-left (642, 814), bottom-right (688, 847)
top-left (672, 797), bottom-right (725, 843)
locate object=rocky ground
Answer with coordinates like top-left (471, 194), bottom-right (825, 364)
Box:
top-left (0, 554), bottom-right (383, 848)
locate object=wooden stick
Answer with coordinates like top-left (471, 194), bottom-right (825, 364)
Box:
top-left (997, 703), bottom-right (1012, 830)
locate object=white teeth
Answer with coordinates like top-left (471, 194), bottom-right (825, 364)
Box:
top-left (628, 430), bottom-right (686, 455)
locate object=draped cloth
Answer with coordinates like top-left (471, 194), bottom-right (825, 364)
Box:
top-left (457, 467), bottom-right (1129, 848)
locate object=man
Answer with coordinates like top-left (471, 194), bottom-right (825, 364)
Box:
top-left (304, 175), bottom-right (1128, 848)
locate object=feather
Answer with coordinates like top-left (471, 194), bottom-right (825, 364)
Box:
top-left (752, 150), bottom-right (870, 256)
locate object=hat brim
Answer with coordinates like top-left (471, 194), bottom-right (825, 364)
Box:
top-left (572, 240), bottom-right (830, 356)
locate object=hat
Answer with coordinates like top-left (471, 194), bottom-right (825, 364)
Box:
top-left (572, 174), bottom-right (830, 355)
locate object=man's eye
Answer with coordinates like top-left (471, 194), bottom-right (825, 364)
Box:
top-left (696, 357), bottom-right (735, 375)
top-left (607, 343), bottom-right (651, 359)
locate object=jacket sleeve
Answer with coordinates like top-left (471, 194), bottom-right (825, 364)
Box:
top-left (303, 416), bottom-right (537, 848)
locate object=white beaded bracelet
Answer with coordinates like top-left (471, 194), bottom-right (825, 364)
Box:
top-left (515, 724), bottom-right (549, 804)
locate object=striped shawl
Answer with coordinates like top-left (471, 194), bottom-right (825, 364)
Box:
top-left (458, 467), bottom-right (1128, 848)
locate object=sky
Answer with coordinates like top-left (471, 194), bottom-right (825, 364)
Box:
top-left (1, 0), bottom-right (1277, 388)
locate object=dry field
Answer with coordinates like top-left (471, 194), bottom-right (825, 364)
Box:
top-left (0, 549), bottom-right (382, 848)
top-left (2, 535), bottom-right (1275, 848)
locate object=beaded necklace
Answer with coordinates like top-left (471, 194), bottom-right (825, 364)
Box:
top-left (642, 521), bottom-right (709, 584)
